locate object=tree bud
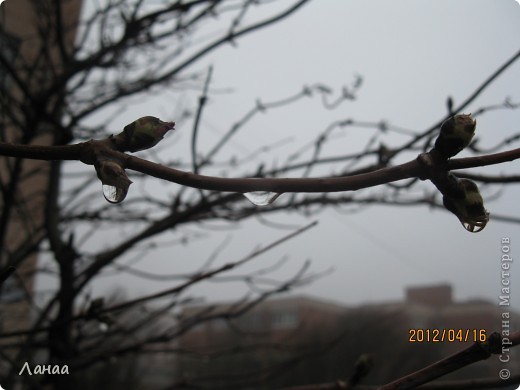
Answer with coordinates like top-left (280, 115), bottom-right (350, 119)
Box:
top-left (117, 116), bottom-right (175, 152)
top-left (95, 157), bottom-right (132, 203)
top-left (434, 114), bottom-right (476, 158)
top-left (442, 178), bottom-right (489, 232)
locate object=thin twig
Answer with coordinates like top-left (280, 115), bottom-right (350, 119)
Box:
top-left (0, 265), bottom-right (16, 287)
top-left (191, 65), bottom-right (213, 175)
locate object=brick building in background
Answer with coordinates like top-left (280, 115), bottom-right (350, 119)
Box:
top-left (176, 285), bottom-right (518, 388)
top-left (179, 295), bottom-right (345, 353)
top-left (176, 295), bottom-right (346, 388)
top-left (0, 0), bottom-right (83, 376)
top-left (364, 284), bottom-right (518, 380)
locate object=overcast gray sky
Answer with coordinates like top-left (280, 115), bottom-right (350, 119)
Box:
top-left (38, 0), bottom-right (520, 311)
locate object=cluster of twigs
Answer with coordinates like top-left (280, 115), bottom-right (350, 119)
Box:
top-left (0, 1), bottom-right (519, 389)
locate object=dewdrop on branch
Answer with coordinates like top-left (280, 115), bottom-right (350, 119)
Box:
top-left (102, 184), bottom-right (128, 204)
top-left (434, 114), bottom-right (476, 158)
top-left (99, 322), bottom-right (109, 332)
top-left (442, 178), bottom-right (489, 233)
top-left (243, 191), bottom-right (282, 206)
top-left (95, 158), bottom-right (132, 204)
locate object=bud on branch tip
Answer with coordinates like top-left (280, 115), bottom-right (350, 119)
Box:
top-left (115, 116), bottom-right (175, 153)
top-left (94, 116), bottom-right (173, 203)
top-left (442, 178), bottom-right (489, 233)
top-left (95, 157), bottom-right (132, 204)
top-left (434, 114), bottom-right (476, 159)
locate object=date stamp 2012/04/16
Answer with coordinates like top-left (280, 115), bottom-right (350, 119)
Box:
top-left (408, 328), bottom-right (487, 343)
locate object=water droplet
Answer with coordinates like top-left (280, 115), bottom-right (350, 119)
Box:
top-left (102, 184), bottom-right (128, 204)
top-left (95, 158), bottom-right (132, 204)
top-left (459, 214), bottom-right (488, 233)
top-left (461, 220), bottom-right (487, 233)
top-left (243, 191), bottom-right (281, 206)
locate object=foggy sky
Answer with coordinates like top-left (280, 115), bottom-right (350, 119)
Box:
top-left (38, 0), bottom-right (520, 311)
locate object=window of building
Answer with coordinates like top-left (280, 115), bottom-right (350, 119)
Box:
top-left (210, 318), bottom-right (228, 331)
top-left (271, 310), bottom-right (298, 329)
top-left (0, 276), bottom-right (25, 303)
top-left (236, 312), bottom-right (263, 331)
top-left (0, 27), bottom-right (21, 91)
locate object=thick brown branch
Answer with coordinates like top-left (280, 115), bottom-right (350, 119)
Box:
top-left (125, 154), bottom-right (423, 193)
top-left (0, 141), bottom-right (86, 161)
top-left (447, 148), bottom-right (520, 170)
top-left (283, 375), bottom-right (520, 390)
top-left (1, 141), bottom-right (519, 194)
top-left (377, 332), bottom-right (519, 390)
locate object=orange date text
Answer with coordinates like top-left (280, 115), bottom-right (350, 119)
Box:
top-left (408, 329), bottom-right (486, 343)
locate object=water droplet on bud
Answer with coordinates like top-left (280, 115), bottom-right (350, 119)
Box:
top-left (243, 191), bottom-right (281, 206)
top-left (102, 184), bottom-right (128, 204)
top-left (461, 220), bottom-right (486, 233)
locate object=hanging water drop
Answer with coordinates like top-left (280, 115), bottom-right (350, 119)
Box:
top-left (243, 191), bottom-right (281, 206)
top-left (99, 321), bottom-right (109, 332)
top-left (95, 157), bottom-right (132, 204)
top-left (102, 184), bottom-right (128, 204)
top-left (461, 219), bottom-right (487, 233)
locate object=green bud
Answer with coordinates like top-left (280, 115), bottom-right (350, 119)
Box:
top-left (351, 353), bottom-right (374, 381)
top-left (95, 158), bottom-right (132, 188)
top-left (117, 116), bottom-right (175, 152)
top-left (442, 178), bottom-right (489, 233)
top-left (87, 298), bottom-right (105, 317)
top-left (434, 114), bottom-right (476, 158)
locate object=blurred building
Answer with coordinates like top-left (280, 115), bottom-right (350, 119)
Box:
top-left (0, 0), bottom-right (83, 380)
top-left (355, 284), bottom-right (519, 381)
top-left (179, 295), bottom-right (346, 352)
top-left (175, 285), bottom-right (518, 388)
top-left (176, 295), bottom-right (346, 388)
